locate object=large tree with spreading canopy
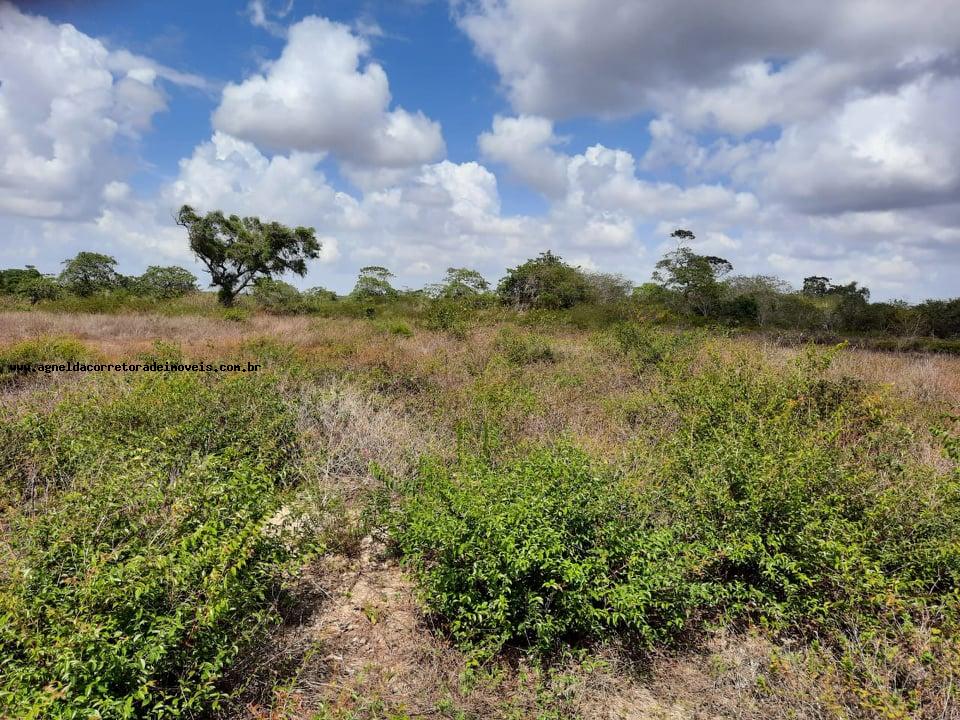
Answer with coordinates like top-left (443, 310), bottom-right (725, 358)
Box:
top-left (176, 205), bottom-right (320, 306)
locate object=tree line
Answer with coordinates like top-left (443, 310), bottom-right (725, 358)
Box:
top-left (1, 207), bottom-right (957, 339)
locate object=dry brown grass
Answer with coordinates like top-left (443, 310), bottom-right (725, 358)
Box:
top-left (5, 311), bottom-right (956, 413)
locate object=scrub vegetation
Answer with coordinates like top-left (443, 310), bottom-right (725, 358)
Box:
top-left (1, 232), bottom-right (958, 719)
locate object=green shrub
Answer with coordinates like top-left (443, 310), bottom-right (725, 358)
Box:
top-left (635, 346), bottom-right (960, 625)
top-left (0, 337), bottom-right (92, 383)
top-left (497, 251), bottom-right (592, 310)
top-left (607, 322), bottom-right (702, 373)
top-left (0, 371), bottom-right (312, 718)
top-left (391, 447), bottom-right (696, 654)
top-left (376, 319), bottom-right (414, 338)
top-left (422, 299), bottom-right (468, 337)
top-left (252, 277), bottom-right (303, 314)
top-left (135, 266), bottom-right (198, 299)
top-left (392, 344), bottom-right (960, 669)
top-left (496, 329), bottom-right (557, 366)
top-left (222, 307), bottom-right (251, 322)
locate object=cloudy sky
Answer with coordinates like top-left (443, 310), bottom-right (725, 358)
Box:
top-left (2, 0), bottom-right (959, 299)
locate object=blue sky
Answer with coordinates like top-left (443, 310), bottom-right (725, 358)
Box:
top-left (2, 0), bottom-right (959, 298)
top-left (31, 2), bottom-right (511, 184)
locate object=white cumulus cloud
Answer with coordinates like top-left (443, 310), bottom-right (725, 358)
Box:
top-left (213, 16), bottom-right (445, 168)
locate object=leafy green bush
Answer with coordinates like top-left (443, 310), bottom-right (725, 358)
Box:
top-left (497, 251), bottom-right (592, 310)
top-left (0, 371), bottom-right (311, 718)
top-left (422, 299), bottom-right (469, 337)
top-left (135, 266), bottom-right (198, 299)
top-left (392, 343), bottom-right (960, 667)
top-left (496, 329), bottom-right (557, 366)
top-left (222, 306), bottom-right (251, 322)
top-left (0, 336), bottom-right (92, 383)
top-left (608, 322), bottom-right (701, 372)
top-left (251, 277), bottom-right (303, 314)
top-left (375, 319), bottom-right (414, 338)
top-left (635, 346), bottom-right (960, 625)
top-left (391, 447), bottom-right (696, 654)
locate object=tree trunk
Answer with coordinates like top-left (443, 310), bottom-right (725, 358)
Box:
top-left (218, 285), bottom-right (237, 306)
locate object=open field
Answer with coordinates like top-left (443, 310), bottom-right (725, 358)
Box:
top-left (1, 309), bottom-right (958, 719)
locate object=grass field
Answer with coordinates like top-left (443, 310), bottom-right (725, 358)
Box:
top-left (1, 309), bottom-right (958, 719)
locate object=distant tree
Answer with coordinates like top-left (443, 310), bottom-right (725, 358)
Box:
top-left (827, 280), bottom-right (870, 302)
top-left (430, 267), bottom-right (490, 299)
top-left (352, 266), bottom-right (398, 300)
top-left (136, 265), bottom-right (198, 299)
top-left (59, 252), bottom-right (121, 297)
top-left (0, 266), bottom-right (42, 295)
top-left (670, 228), bottom-right (696, 243)
top-left (583, 271), bottom-right (634, 304)
top-left (828, 282), bottom-right (872, 332)
top-left (725, 275), bottom-right (793, 327)
top-left (802, 276), bottom-right (832, 297)
top-left (176, 205), bottom-right (320, 306)
top-left (653, 245), bottom-right (733, 317)
top-left (251, 277), bottom-right (303, 314)
top-left (303, 286), bottom-right (338, 302)
top-left (916, 298), bottom-right (960, 339)
top-left (497, 251), bottom-right (591, 309)
top-left (16, 275), bottom-right (61, 304)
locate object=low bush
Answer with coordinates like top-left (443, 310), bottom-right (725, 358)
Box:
top-left (0, 336), bottom-right (92, 383)
top-left (496, 329), bottom-right (557, 366)
top-left (252, 277), bottom-right (304, 314)
top-left (632, 346), bottom-right (960, 643)
top-left (607, 322), bottom-right (702, 372)
top-left (391, 342), bottom-right (960, 688)
top-left (421, 299), bottom-right (469, 337)
top-left (390, 447), bottom-right (696, 655)
top-left (222, 306), bottom-right (252, 322)
top-left (0, 371), bottom-right (312, 718)
top-left (376, 319), bottom-right (414, 338)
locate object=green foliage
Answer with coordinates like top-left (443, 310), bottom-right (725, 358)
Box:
top-left (429, 267), bottom-right (490, 299)
top-left (0, 336), bottom-right (92, 383)
top-left (0, 371), bottom-right (309, 718)
top-left (392, 339), bottom-right (960, 665)
top-left (59, 252), bottom-right (121, 297)
top-left (917, 298), bottom-right (960, 339)
top-left (608, 322), bottom-right (701, 372)
top-left (16, 274), bottom-right (62, 304)
top-left (303, 286), bottom-right (339, 302)
top-left (633, 345), bottom-right (960, 625)
top-left (391, 447), bottom-right (694, 654)
top-left (421, 299), bottom-right (469, 336)
top-left (582, 271), bottom-right (633, 304)
top-left (376, 319), bottom-right (414, 338)
top-left (802, 276), bottom-right (832, 297)
top-left (251, 277), bottom-right (303, 314)
top-left (135, 266), bottom-right (198, 299)
top-left (0, 266), bottom-right (42, 294)
top-left (497, 251), bottom-right (592, 310)
top-left (652, 243), bottom-right (732, 317)
top-left (352, 266), bottom-right (398, 301)
top-left (222, 306), bottom-right (252, 322)
top-left (496, 329), bottom-right (557, 365)
top-left (176, 205), bottom-right (320, 306)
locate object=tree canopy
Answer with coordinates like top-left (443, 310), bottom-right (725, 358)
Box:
top-left (652, 240), bottom-right (733, 317)
top-left (176, 205), bottom-right (320, 306)
top-left (59, 252), bottom-right (121, 297)
top-left (136, 266), bottom-right (198, 299)
top-left (497, 251), bottom-right (591, 309)
top-left (352, 266), bottom-right (398, 300)
top-left (430, 267), bottom-right (490, 299)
